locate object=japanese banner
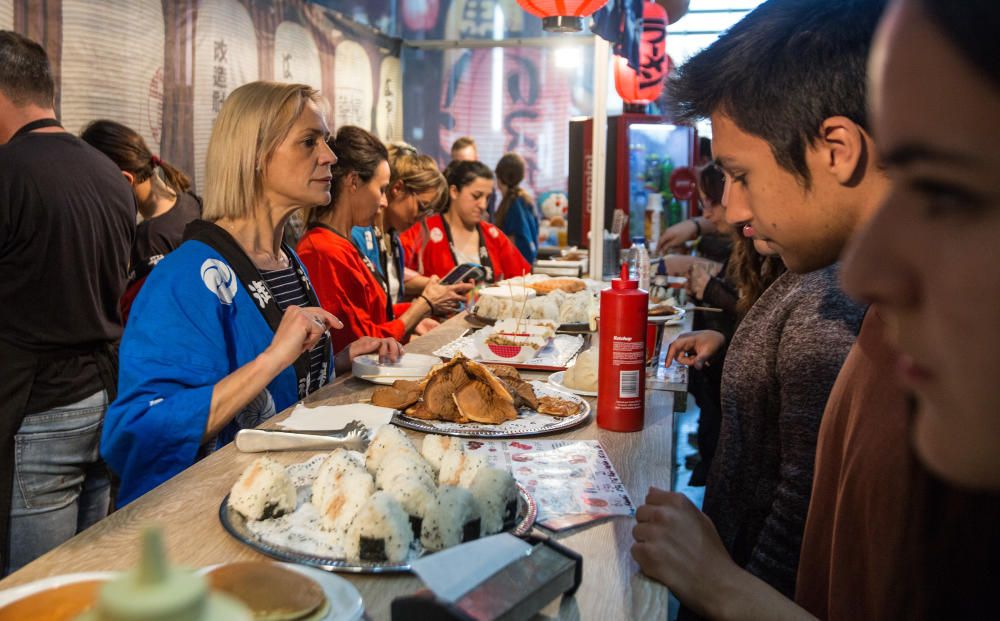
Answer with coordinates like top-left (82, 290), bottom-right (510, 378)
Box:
top-left (273, 21), bottom-right (323, 91)
top-left (333, 40), bottom-right (374, 129)
top-left (375, 56), bottom-right (404, 143)
top-left (192, 0), bottom-right (259, 192)
top-left (60, 0), bottom-right (165, 152)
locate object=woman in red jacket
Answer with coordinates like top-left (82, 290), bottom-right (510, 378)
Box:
top-left (296, 126), bottom-right (467, 351)
top-left (401, 160), bottom-right (530, 283)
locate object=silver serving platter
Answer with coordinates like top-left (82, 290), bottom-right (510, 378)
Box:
top-left (391, 381), bottom-right (591, 438)
top-left (220, 484), bottom-right (537, 574)
top-left (467, 308), bottom-right (593, 334)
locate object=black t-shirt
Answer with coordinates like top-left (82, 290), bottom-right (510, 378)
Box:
top-left (0, 131), bottom-right (136, 413)
top-left (132, 191), bottom-right (202, 280)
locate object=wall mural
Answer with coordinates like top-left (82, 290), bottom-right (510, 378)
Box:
top-left (4, 0), bottom-right (400, 193)
top-left (426, 0), bottom-right (574, 193)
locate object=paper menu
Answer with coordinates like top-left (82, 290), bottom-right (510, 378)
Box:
top-left (462, 439), bottom-right (635, 531)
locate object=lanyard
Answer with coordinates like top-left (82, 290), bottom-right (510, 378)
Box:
top-left (440, 217), bottom-right (495, 283)
top-left (11, 118), bottom-right (63, 140)
top-left (310, 223), bottom-right (394, 321)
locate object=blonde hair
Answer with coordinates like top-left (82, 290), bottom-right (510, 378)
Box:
top-left (202, 81), bottom-right (321, 221)
top-left (387, 144), bottom-right (447, 211)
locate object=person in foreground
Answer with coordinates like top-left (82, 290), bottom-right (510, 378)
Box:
top-left (296, 127), bottom-right (468, 351)
top-left (401, 160), bottom-right (530, 283)
top-left (637, 0), bottom-right (882, 610)
top-left (0, 31), bottom-right (134, 575)
top-left (102, 82), bottom-right (401, 507)
top-left (633, 0), bottom-right (1000, 618)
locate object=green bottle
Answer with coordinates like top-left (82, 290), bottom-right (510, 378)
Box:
top-left (667, 199), bottom-right (684, 227)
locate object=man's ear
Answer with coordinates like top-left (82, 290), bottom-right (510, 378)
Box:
top-left (121, 170), bottom-right (136, 185)
top-left (817, 116), bottom-right (868, 187)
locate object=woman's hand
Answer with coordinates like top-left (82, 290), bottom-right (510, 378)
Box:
top-left (657, 219), bottom-right (700, 254)
top-left (335, 336), bottom-right (403, 374)
top-left (687, 263), bottom-right (713, 300)
top-left (414, 317), bottom-right (440, 336)
top-left (421, 275), bottom-right (474, 315)
top-left (666, 330), bottom-right (726, 370)
top-left (262, 306), bottom-right (342, 370)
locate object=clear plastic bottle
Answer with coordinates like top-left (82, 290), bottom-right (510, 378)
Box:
top-left (626, 236), bottom-right (651, 292)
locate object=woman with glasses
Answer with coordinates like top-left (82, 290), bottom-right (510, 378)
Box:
top-left (297, 128), bottom-right (469, 351)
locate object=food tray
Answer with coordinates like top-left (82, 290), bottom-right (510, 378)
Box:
top-left (392, 380), bottom-right (591, 438)
top-left (220, 485), bottom-right (536, 574)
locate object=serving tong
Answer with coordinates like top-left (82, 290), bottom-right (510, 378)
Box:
top-left (234, 419), bottom-right (371, 453)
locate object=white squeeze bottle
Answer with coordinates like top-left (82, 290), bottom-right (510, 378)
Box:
top-left (627, 236), bottom-right (651, 292)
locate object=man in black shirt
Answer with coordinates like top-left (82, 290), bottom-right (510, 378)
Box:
top-left (0, 31), bottom-right (135, 575)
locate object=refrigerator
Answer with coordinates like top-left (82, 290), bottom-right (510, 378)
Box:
top-left (568, 114), bottom-right (698, 257)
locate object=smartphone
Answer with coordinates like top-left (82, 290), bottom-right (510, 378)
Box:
top-left (441, 262), bottom-right (486, 285)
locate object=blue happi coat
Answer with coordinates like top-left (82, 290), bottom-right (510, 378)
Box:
top-left (101, 239), bottom-right (333, 505)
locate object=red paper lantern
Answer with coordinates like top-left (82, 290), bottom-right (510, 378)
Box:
top-left (402, 0), bottom-right (440, 33)
top-left (614, 2), bottom-right (669, 104)
top-left (516, 0), bottom-right (611, 32)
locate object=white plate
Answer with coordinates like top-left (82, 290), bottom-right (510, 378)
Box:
top-left (648, 306), bottom-right (686, 326)
top-left (393, 380), bottom-right (591, 438)
top-left (0, 571), bottom-right (117, 608)
top-left (0, 565), bottom-right (362, 621)
top-left (352, 353), bottom-right (441, 385)
top-left (199, 563), bottom-right (363, 621)
top-left (548, 371), bottom-right (598, 397)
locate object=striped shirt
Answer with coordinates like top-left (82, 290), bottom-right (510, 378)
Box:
top-left (259, 264), bottom-right (329, 393)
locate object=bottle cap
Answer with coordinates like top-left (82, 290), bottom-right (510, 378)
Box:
top-left (631, 236), bottom-right (646, 244)
top-left (613, 263), bottom-right (639, 290)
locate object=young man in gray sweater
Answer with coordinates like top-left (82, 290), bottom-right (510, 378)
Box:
top-left (630, 0), bottom-right (892, 617)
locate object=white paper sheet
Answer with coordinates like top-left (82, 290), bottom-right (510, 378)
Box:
top-left (278, 403), bottom-right (395, 431)
top-left (410, 534), bottom-right (532, 603)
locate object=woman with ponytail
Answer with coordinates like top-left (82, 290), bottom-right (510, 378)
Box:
top-left (493, 152), bottom-right (539, 265)
top-left (81, 120), bottom-right (201, 321)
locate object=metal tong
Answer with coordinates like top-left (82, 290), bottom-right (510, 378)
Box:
top-left (234, 420), bottom-right (370, 453)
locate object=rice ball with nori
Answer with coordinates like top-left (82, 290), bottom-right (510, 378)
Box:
top-left (421, 434), bottom-right (462, 471)
top-left (312, 448), bottom-right (366, 510)
top-left (382, 472), bottom-right (437, 539)
top-left (344, 491), bottom-right (413, 563)
top-left (228, 457), bottom-right (296, 520)
top-left (376, 449), bottom-right (434, 489)
top-left (438, 447), bottom-right (487, 488)
top-left (319, 469), bottom-right (375, 534)
top-left (420, 485), bottom-right (482, 551)
top-left (365, 425), bottom-right (417, 474)
top-left (470, 467), bottom-right (518, 535)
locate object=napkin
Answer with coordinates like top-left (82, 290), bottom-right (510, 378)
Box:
top-left (278, 403), bottom-right (395, 431)
top-left (411, 534), bottom-right (532, 603)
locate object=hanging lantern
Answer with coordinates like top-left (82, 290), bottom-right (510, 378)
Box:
top-left (614, 1), bottom-right (669, 104)
top-left (402, 0), bottom-right (440, 33)
top-left (516, 0), bottom-right (611, 33)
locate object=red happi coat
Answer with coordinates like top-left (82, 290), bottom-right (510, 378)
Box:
top-left (399, 214), bottom-right (530, 282)
top-left (296, 225), bottom-right (405, 352)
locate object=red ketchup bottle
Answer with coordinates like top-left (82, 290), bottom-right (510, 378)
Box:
top-left (597, 264), bottom-right (649, 431)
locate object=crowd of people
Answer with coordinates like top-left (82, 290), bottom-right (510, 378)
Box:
top-left (1, 0), bottom-right (999, 615)
top-left (0, 31), bottom-right (539, 576)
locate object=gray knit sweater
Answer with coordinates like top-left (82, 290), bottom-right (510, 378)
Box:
top-left (702, 266), bottom-right (865, 598)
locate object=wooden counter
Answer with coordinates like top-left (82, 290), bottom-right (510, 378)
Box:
top-left (0, 315), bottom-right (685, 620)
